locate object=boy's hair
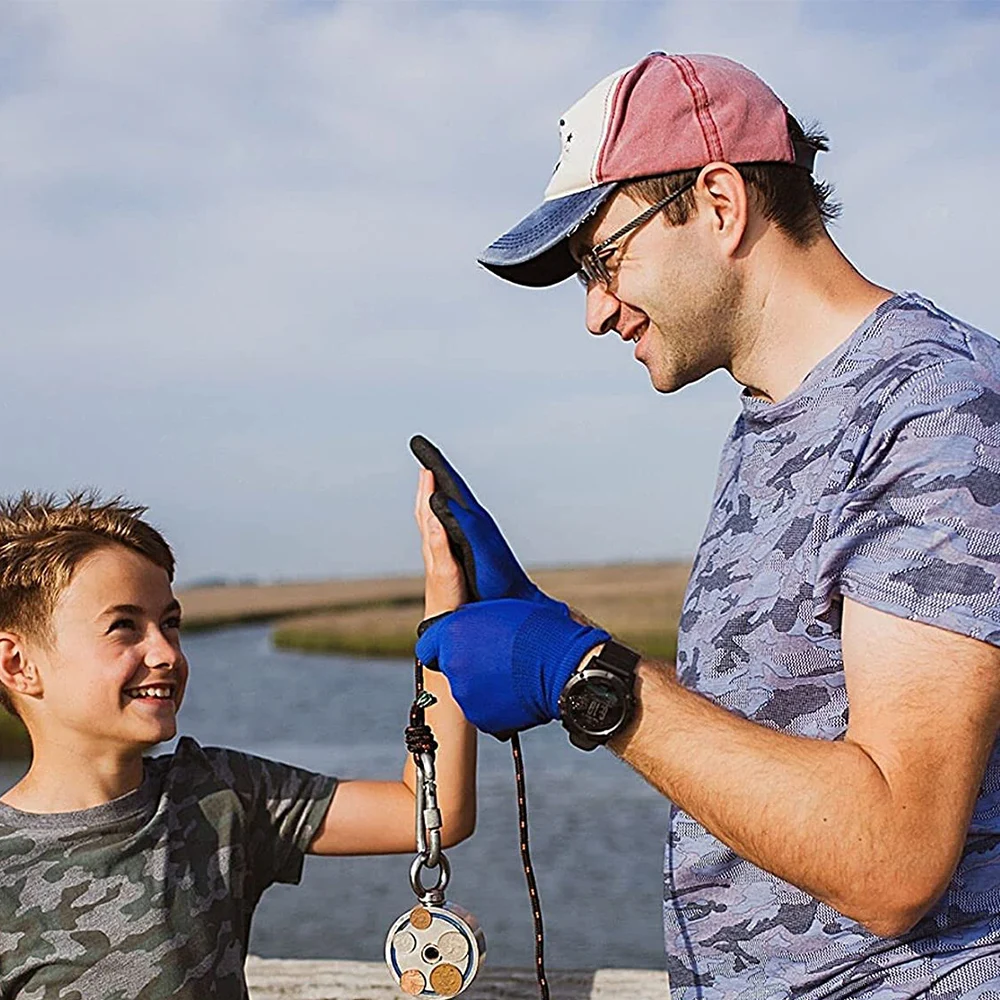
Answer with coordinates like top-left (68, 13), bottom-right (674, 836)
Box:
top-left (621, 116), bottom-right (841, 247)
top-left (0, 492), bottom-right (175, 717)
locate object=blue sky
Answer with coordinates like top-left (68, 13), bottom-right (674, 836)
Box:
top-left (1, 1), bottom-right (998, 584)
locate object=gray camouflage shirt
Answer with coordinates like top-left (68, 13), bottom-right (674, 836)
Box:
top-left (0, 737), bottom-right (336, 999)
top-left (667, 293), bottom-right (1000, 998)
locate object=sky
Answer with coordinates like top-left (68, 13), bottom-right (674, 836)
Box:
top-left (1, 1), bottom-right (998, 585)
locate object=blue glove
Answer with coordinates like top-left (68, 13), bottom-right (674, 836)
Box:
top-left (415, 598), bottom-right (610, 736)
top-left (410, 435), bottom-right (556, 606)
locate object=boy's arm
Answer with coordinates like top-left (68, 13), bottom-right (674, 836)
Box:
top-left (309, 468), bottom-right (475, 856)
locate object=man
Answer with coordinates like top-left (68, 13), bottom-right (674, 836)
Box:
top-left (413, 53), bottom-right (1000, 997)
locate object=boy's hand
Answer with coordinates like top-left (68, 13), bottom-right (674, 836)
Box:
top-left (410, 435), bottom-right (557, 608)
top-left (415, 598), bottom-right (610, 736)
top-left (416, 468), bottom-right (467, 618)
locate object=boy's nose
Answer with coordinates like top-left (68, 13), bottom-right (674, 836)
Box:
top-left (144, 629), bottom-right (181, 667)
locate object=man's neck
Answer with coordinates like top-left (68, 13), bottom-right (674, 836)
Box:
top-left (0, 735), bottom-right (146, 813)
top-left (731, 232), bottom-right (894, 403)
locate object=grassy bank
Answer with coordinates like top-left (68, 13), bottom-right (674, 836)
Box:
top-left (177, 575), bottom-right (424, 631)
top-left (272, 561), bottom-right (688, 663)
top-left (0, 711), bottom-right (30, 760)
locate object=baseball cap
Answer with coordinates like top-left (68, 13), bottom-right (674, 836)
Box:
top-left (478, 52), bottom-right (816, 288)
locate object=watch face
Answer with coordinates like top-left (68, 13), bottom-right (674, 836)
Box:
top-left (566, 676), bottom-right (626, 733)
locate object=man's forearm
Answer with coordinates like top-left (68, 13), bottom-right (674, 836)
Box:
top-left (609, 661), bottom-right (953, 935)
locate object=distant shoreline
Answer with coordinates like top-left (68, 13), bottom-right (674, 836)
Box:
top-left (0, 560), bottom-right (689, 759)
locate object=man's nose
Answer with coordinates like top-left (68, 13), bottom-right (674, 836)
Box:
top-left (585, 282), bottom-right (621, 337)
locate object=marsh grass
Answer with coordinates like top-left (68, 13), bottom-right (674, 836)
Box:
top-left (0, 711), bottom-right (30, 760)
top-left (270, 561), bottom-right (690, 663)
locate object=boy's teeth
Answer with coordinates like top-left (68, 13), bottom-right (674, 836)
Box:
top-left (126, 686), bottom-right (173, 699)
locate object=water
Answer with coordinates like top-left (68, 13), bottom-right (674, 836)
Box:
top-left (0, 624), bottom-right (669, 971)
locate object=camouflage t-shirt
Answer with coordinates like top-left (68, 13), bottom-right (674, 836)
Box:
top-left (0, 736), bottom-right (336, 999)
top-left (667, 293), bottom-right (1000, 999)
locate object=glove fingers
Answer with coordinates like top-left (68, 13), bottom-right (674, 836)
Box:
top-left (410, 435), bottom-right (478, 512)
top-left (414, 620), bottom-right (443, 670)
top-left (429, 491), bottom-right (481, 601)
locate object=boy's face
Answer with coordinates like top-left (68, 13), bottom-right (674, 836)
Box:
top-left (25, 544), bottom-right (188, 753)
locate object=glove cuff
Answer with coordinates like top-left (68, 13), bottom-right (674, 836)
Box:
top-left (511, 604), bottom-right (611, 723)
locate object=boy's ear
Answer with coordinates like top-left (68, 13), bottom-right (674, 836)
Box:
top-left (0, 633), bottom-right (43, 700)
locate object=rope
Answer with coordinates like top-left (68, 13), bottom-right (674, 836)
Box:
top-left (407, 654), bottom-right (549, 1000)
top-left (405, 723), bottom-right (437, 756)
top-left (511, 733), bottom-right (549, 1000)
top-left (406, 657), bottom-right (438, 756)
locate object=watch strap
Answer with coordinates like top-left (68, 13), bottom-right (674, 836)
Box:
top-left (591, 639), bottom-right (640, 678)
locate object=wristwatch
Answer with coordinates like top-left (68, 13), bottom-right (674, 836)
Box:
top-left (557, 639), bottom-right (640, 751)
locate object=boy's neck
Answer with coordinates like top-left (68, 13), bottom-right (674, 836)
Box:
top-left (1, 738), bottom-right (146, 814)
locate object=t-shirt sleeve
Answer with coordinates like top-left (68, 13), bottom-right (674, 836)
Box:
top-left (219, 748), bottom-right (337, 890)
top-left (820, 360), bottom-right (1000, 646)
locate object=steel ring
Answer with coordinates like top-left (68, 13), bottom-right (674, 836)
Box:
top-left (409, 851), bottom-right (451, 898)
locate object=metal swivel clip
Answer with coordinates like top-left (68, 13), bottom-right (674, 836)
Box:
top-left (384, 677), bottom-right (486, 998)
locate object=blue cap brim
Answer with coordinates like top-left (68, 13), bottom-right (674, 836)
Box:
top-left (477, 183), bottom-right (617, 288)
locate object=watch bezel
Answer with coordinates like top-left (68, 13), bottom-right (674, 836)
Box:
top-left (558, 665), bottom-right (635, 747)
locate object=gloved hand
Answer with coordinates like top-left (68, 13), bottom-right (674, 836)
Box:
top-left (410, 435), bottom-right (557, 607)
top-left (415, 598), bottom-right (610, 736)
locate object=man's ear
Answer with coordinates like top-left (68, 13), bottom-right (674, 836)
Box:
top-left (696, 162), bottom-right (750, 258)
top-left (0, 633), bottom-right (42, 702)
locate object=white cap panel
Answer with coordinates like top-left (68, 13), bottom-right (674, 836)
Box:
top-left (542, 65), bottom-right (629, 202)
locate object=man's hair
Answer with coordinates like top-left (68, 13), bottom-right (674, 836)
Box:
top-left (621, 116), bottom-right (840, 246)
top-left (0, 492), bottom-right (175, 717)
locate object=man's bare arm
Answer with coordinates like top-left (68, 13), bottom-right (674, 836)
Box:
top-left (609, 597), bottom-right (1000, 935)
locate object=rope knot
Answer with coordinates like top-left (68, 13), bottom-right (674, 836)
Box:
top-left (405, 723), bottom-right (437, 756)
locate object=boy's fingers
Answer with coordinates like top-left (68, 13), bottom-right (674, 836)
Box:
top-left (429, 493), bottom-right (478, 600)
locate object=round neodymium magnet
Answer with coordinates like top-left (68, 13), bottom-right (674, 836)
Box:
top-left (385, 901), bottom-right (485, 998)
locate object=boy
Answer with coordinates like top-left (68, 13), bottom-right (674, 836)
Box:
top-left (0, 469), bottom-right (472, 998)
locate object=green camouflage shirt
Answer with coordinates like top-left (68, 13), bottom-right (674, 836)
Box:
top-left (0, 737), bottom-right (336, 999)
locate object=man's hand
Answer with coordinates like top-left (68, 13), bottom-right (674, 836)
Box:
top-left (410, 435), bottom-right (556, 607)
top-left (415, 598), bottom-right (609, 735)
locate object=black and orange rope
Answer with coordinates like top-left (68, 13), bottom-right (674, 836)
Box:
top-left (408, 655), bottom-right (548, 1000)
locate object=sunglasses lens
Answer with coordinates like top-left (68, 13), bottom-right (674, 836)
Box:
top-left (579, 254), bottom-right (608, 288)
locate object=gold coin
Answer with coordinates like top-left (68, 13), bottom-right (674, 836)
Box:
top-left (410, 906), bottom-right (433, 931)
top-left (400, 968), bottom-right (426, 995)
top-left (429, 963), bottom-right (463, 996)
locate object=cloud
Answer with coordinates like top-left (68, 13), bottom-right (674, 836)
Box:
top-left (0, 2), bottom-right (997, 580)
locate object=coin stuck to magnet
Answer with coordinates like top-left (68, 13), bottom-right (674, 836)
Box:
top-left (436, 931), bottom-right (470, 962)
top-left (429, 963), bottom-right (464, 997)
top-left (410, 906), bottom-right (433, 930)
top-left (400, 968), bottom-right (426, 995)
top-left (392, 930), bottom-right (417, 956)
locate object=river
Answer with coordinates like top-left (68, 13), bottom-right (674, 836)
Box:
top-left (0, 624), bottom-right (669, 971)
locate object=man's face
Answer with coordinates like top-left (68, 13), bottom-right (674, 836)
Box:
top-left (570, 189), bottom-right (742, 393)
top-left (23, 545), bottom-right (188, 754)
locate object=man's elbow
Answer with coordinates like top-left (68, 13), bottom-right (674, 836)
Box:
top-left (847, 872), bottom-right (950, 938)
